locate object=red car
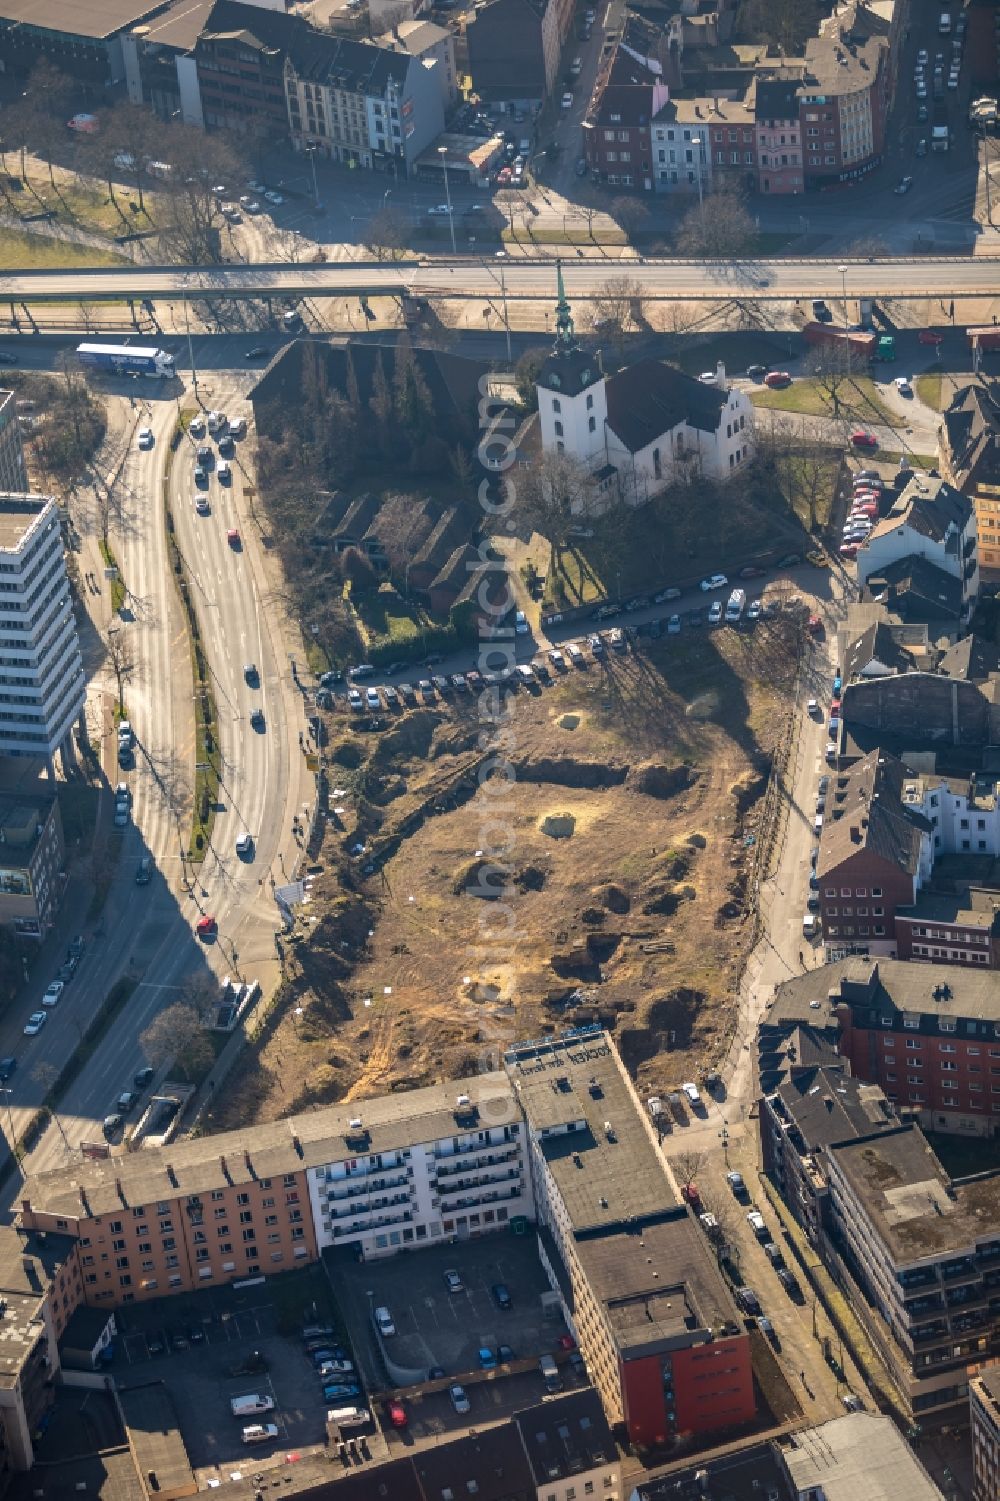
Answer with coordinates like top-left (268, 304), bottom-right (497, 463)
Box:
top-left (681, 1181), bottom-right (702, 1208)
top-left (556, 1334), bottom-right (577, 1352)
top-left (387, 1400), bottom-right (407, 1428)
top-left (918, 329), bottom-right (944, 346)
top-left (227, 528), bottom-right (241, 548)
top-left (840, 543), bottom-right (860, 557)
top-left (850, 430), bottom-right (878, 449)
top-left (807, 614), bottom-right (823, 636)
top-left (195, 915), bottom-right (217, 938)
top-left (830, 699), bottom-right (842, 716)
top-left (764, 370), bottom-right (791, 388)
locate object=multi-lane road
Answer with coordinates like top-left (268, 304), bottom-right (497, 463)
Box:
top-left (3, 375), bottom-right (312, 1188)
top-left (3, 253), bottom-right (1000, 307)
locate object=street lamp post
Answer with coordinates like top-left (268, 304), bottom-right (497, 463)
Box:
top-left (306, 145), bottom-right (320, 210)
top-left (182, 285), bottom-right (199, 402)
top-left (838, 263), bottom-right (848, 327)
top-left (437, 145), bottom-right (456, 255)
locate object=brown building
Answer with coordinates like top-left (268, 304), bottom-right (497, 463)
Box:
top-left (970, 1363), bottom-right (1000, 1501)
top-left (0, 791), bottom-right (66, 942)
top-left (817, 749), bottom-right (933, 957)
top-left (583, 49), bottom-right (670, 190)
top-left (19, 1132), bottom-right (317, 1307)
top-left (466, 0), bottom-right (574, 108)
top-left (194, 0), bottom-right (293, 140)
top-left (940, 380), bottom-right (1000, 580)
top-left (896, 887), bottom-right (1000, 968)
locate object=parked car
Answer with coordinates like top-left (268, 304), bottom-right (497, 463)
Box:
top-left (449, 1383), bottom-right (471, 1414)
top-left (491, 1282), bottom-right (513, 1311)
top-left (700, 573), bottom-right (728, 592)
top-left (764, 371), bottom-right (791, 388)
top-left (850, 430), bottom-right (878, 449)
top-left (736, 1287), bottom-right (761, 1314)
top-left (23, 1012), bottom-right (47, 1036)
top-left (42, 981), bottom-right (64, 1007)
top-left (443, 1268), bottom-right (463, 1294)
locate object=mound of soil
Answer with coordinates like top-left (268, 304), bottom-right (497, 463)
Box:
top-left (541, 812), bottom-right (576, 839)
top-left (617, 987), bottom-right (706, 1070)
top-left (558, 713), bottom-right (581, 730)
top-left (515, 864), bottom-right (547, 892)
top-left (580, 906), bottom-right (606, 926)
top-left (660, 849), bottom-right (692, 881)
top-left (514, 757), bottom-right (628, 789)
top-left (453, 857), bottom-right (510, 899)
top-left (596, 883), bottom-right (630, 914)
top-left (731, 767), bottom-right (768, 816)
top-left (627, 762), bottom-right (699, 799)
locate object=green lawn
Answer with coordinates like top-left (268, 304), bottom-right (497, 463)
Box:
top-left (19, 175), bottom-right (156, 237)
top-left (0, 226), bottom-right (130, 270)
top-left (355, 584), bottom-right (428, 650)
top-left (914, 372), bottom-right (943, 411)
top-left (750, 374), bottom-right (901, 427)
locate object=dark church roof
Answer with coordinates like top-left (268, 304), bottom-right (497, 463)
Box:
top-left (605, 360), bottom-right (728, 453)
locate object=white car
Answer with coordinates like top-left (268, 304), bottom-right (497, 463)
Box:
top-left (894, 376), bottom-right (912, 394)
top-left (561, 92), bottom-right (573, 109)
top-left (194, 495), bottom-right (210, 516)
top-left (428, 204), bottom-right (453, 216)
top-left (348, 687), bottom-right (363, 710)
top-left (746, 599), bottom-right (762, 621)
top-left (698, 371), bottom-right (716, 383)
top-left (449, 1383), bottom-right (471, 1414)
top-left (42, 981), bottom-right (64, 1007)
top-left (708, 600), bottom-right (723, 624)
top-left (243, 200), bottom-right (261, 214)
top-left (682, 1081), bottom-right (701, 1105)
top-left (188, 415), bottom-right (206, 437)
top-left (366, 687), bottom-right (381, 709)
top-left (229, 416), bottom-right (247, 439)
top-left (917, 47), bottom-right (928, 64)
top-left (23, 1012), bottom-right (47, 1036)
top-left (137, 426), bottom-right (153, 448)
top-left (374, 1305), bottom-right (395, 1337)
top-left (217, 460), bottom-right (232, 483)
top-left (667, 614), bottom-right (682, 634)
top-left (264, 190), bottom-right (284, 205)
top-left (514, 610), bottom-right (529, 634)
top-left (235, 832), bottom-right (254, 856)
top-left (700, 573), bottom-right (728, 591)
top-left (747, 1210), bottom-right (767, 1236)
top-left (567, 643), bottom-right (584, 664)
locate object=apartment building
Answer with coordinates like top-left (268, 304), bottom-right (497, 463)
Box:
top-left (939, 379), bottom-right (1000, 580)
top-left (970, 1363), bottom-right (1000, 1501)
top-left (762, 956), bottom-right (1000, 1136)
top-left (754, 77), bottom-right (803, 194)
top-left (816, 749), bottom-right (934, 957)
top-left (466, 0), bottom-right (574, 110)
top-left (826, 1124), bottom-right (1000, 1419)
top-left (194, 0), bottom-right (292, 139)
top-left (377, 19), bottom-right (457, 111)
top-left (0, 397), bottom-right (26, 498)
top-left (857, 475), bottom-right (979, 626)
top-left (307, 1077), bottom-right (533, 1258)
top-left (284, 30), bottom-right (444, 177)
top-left (0, 495), bottom-right (85, 768)
top-left (799, 0), bottom-right (889, 187)
top-left (0, 790), bottom-right (66, 941)
top-left (649, 100), bottom-right (711, 195)
top-left (896, 887), bottom-right (1000, 969)
top-left (760, 1063), bottom-right (897, 1247)
top-left (507, 1029), bottom-right (754, 1448)
top-left (583, 50), bottom-right (669, 190)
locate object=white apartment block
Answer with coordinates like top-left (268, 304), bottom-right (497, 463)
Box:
top-left (902, 770), bottom-right (1000, 860)
top-left (0, 495), bottom-right (85, 764)
top-left (307, 1075), bottom-right (533, 1259)
top-left (858, 476), bottom-right (979, 623)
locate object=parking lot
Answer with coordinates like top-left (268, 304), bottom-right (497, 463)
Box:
top-left (112, 1271), bottom-right (341, 1474)
top-left (330, 1233), bottom-right (562, 1391)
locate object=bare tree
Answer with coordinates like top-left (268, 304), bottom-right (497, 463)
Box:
top-left (803, 343), bottom-right (854, 420)
top-left (31, 1060), bottom-right (70, 1151)
top-left (139, 996), bottom-right (215, 1077)
top-left (587, 275), bottom-right (644, 354)
top-left (674, 1148), bottom-right (705, 1192)
top-left (104, 623), bottom-right (136, 713)
top-left (156, 123), bottom-right (247, 264)
top-left (675, 182), bottom-right (755, 260)
top-left (496, 190), bottom-right (520, 235)
top-left (738, 0), bottom-right (816, 53)
top-left (104, 101), bottom-right (159, 215)
top-left (610, 194), bottom-right (649, 241)
top-left (363, 203), bottom-right (409, 261)
top-left (19, 61), bottom-right (73, 190)
top-left (512, 449), bottom-right (598, 555)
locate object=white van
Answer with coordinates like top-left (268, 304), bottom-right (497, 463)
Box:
top-left (682, 1081), bottom-right (702, 1107)
top-left (938, 10), bottom-right (951, 32)
top-left (328, 1405), bottom-right (370, 1429)
top-left (803, 914), bottom-right (818, 938)
top-left (230, 1393), bottom-right (275, 1417)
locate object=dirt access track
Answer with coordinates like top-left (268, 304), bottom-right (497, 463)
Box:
top-left (206, 609), bottom-right (803, 1129)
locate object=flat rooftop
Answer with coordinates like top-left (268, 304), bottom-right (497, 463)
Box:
top-left (0, 0), bottom-right (165, 39)
top-left (830, 1125), bottom-right (1000, 1263)
top-left (0, 493), bottom-right (52, 552)
top-left (21, 1070), bottom-right (517, 1220)
top-left (506, 1029), bottom-right (677, 1234)
top-left (0, 1225), bottom-right (77, 1385)
top-left (766, 955), bottom-right (1000, 1033)
top-left (778, 1412), bottom-right (945, 1500)
top-left (897, 885), bottom-right (1000, 930)
top-left (116, 1384), bottom-right (193, 1498)
top-left (578, 1214), bottom-right (741, 1354)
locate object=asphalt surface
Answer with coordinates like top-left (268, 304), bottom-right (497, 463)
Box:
top-left (4, 254), bottom-right (1000, 307)
top-left (3, 373), bottom-right (312, 1191)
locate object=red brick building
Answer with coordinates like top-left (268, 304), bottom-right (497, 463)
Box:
top-left (583, 50), bottom-right (670, 190)
top-left (896, 888), bottom-right (1000, 969)
top-left (194, 0), bottom-right (294, 140)
top-left (763, 958), bottom-right (1000, 1136)
top-left (817, 750), bottom-right (933, 957)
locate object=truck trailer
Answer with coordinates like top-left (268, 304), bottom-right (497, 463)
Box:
top-left (968, 326), bottom-right (1000, 352)
top-left (802, 322), bottom-right (877, 360)
top-left (75, 343), bottom-right (175, 379)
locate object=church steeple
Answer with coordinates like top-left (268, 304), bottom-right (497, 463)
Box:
top-left (554, 259), bottom-right (575, 350)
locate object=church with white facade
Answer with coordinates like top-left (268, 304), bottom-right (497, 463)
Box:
top-left (535, 266), bottom-right (754, 504)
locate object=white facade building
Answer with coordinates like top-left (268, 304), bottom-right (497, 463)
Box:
top-left (0, 495), bottom-right (85, 765)
top-left (536, 268), bottom-right (753, 502)
top-left (858, 476), bottom-right (979, 623)
top-left (306, 1076), bottom-right (533, 1259)
top-left (0, 394), bottom-right (27, 496)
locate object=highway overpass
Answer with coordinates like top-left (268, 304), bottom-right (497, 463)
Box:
top-left (2, 255), bottom-right (1000, 306)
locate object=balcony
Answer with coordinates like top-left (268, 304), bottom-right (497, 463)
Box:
top-left (939, 1257), bottom-right (979, 1285)
top-left (904, 1294), bottom-right (944, 1317)
top-left (433, 1146), bottom-right (520, 1179)
top-left (436, 1170), bottom-right (522, 1203)
top-left (326, 1171), bottom-right (410, 1203)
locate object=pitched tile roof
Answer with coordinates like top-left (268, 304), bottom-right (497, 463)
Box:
top-left (863, 554), bottom-right (963, 623)
top-left (817, 747), bottom-right (931, 881)
top-left (605, 359), bottom-right (727, 453)
top-left (842, 620), bottom-right (914, 682)
top-left (937, 633), bottom-right (1000, 682)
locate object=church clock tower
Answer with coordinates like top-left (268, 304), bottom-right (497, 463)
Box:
top-left (536, 261), bottom-right (607, 465)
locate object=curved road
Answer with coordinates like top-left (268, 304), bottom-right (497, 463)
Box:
top-left (2, 254), bottom-right (1000, 305)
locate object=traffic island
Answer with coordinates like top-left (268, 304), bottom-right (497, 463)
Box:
top-left (164, 415), bottom-right (220, 863)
